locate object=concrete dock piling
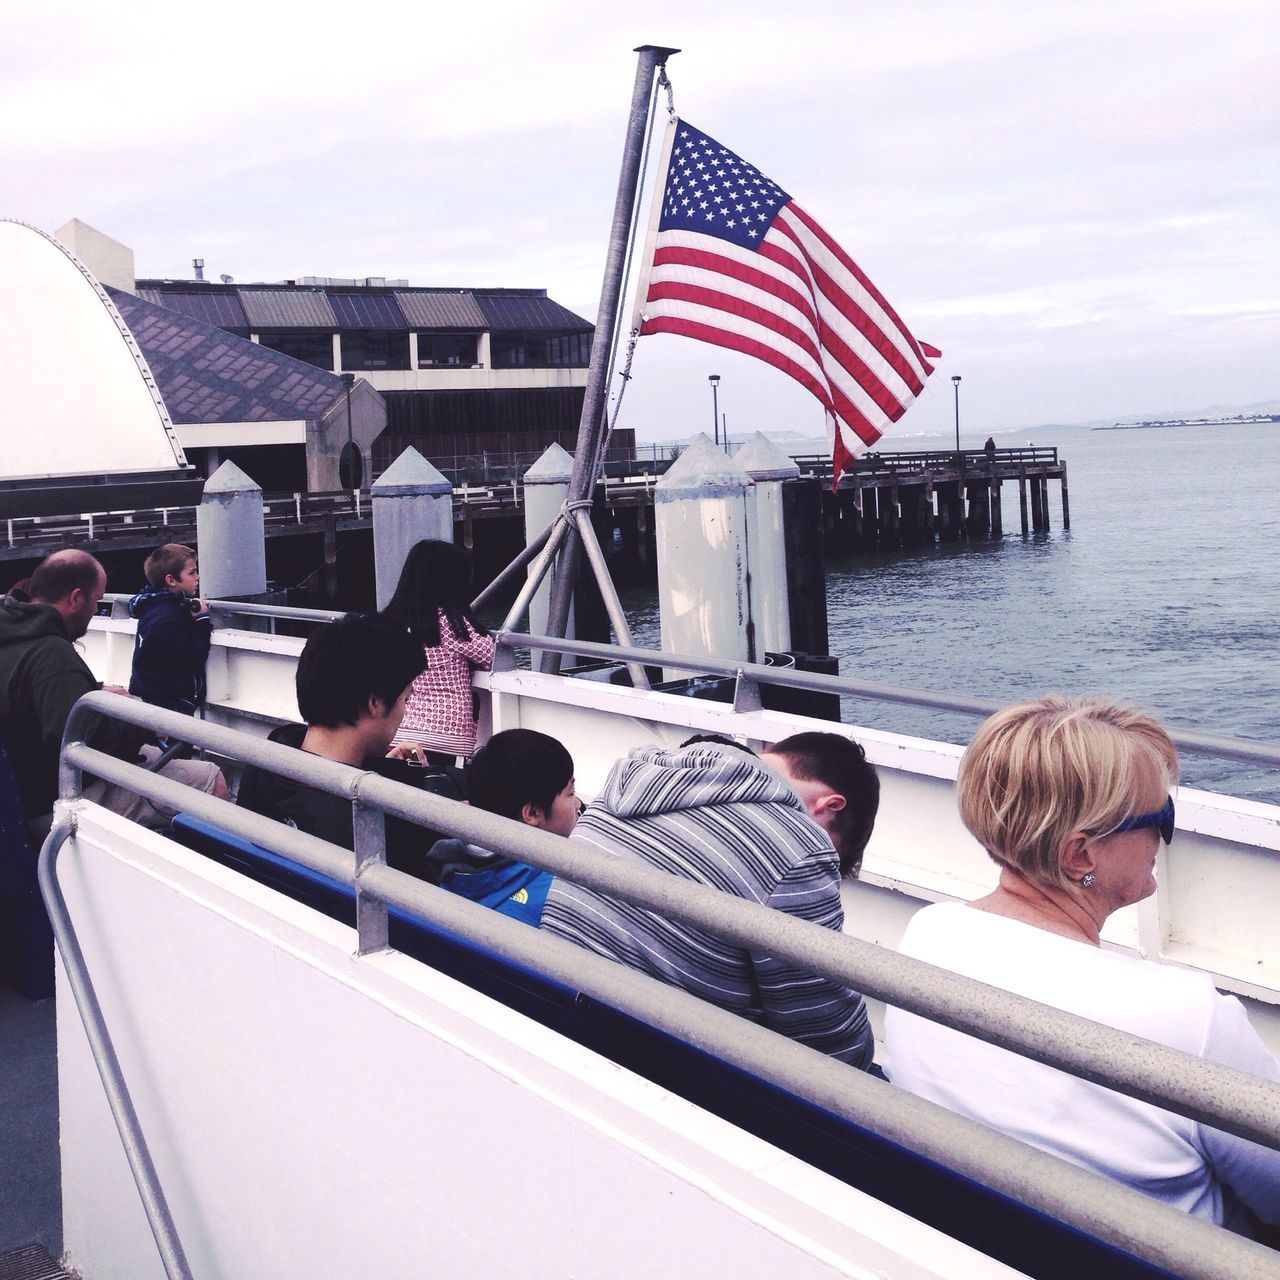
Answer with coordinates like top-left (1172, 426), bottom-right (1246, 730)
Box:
top-left (522, 443), bottom-right (574, 639)
top-left (736, 432), bottom-right (799, 656)
top-left (654, 434), bottom-right (755, 668)
top-left (371, 448), bottom-right (453, 609)
top-left (197, 461), bottom-right (267, 599)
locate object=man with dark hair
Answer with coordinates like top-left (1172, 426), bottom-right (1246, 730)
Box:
top-left (426, 729), bottom-right (577, 926)
top-left (0, 548), bottom-right (226, 835)
top-left (543, 739), bottom-right (875, 1069)
top-left (761, 732), bottom-right (880, 878)
top-left (464, 729), bottom-right (579, 833)
top-left (238, 614), bottom-right (436, 875)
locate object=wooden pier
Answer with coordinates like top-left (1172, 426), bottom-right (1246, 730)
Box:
top-left (0, 449), bottom-right (1069, 600)
top-left (795, 447), bottom-right (1069, 549)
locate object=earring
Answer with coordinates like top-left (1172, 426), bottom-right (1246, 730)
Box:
top-left (1081, 872), bottom-right (1096, 888)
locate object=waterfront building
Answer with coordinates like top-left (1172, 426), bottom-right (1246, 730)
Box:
top-left (131, 267), bottom-right (607, 479)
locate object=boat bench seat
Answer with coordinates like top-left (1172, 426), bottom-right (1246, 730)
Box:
top-left (168, 812), bottom-right (1174, 1280)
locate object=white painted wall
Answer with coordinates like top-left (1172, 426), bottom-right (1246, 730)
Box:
top-left (56, 806), bottom-right (1021, 1280)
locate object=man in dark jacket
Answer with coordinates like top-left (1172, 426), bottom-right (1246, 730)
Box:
top-left (0, 549), bottom-right (225, 835)
top-left (237, 612), bottom-right (443, 878)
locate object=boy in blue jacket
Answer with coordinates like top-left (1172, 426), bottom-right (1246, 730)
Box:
top-left (128, 543), bottom-right (212, 715)
top-left (427, 729), bottom-right (579, 926)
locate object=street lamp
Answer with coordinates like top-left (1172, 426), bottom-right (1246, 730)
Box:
top-left (708, 374), bottom-right (721, 448)
top-left (951, 374), bottom-right (962, 460)
top-left (338, 372), bottom-right (362, 490)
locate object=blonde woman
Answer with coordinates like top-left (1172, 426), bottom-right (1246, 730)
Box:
top-left (882, 696), bottom-right (1280, 1234)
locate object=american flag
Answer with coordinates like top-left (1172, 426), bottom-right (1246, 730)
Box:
top-left (635, 120), bottom-right (940, 484)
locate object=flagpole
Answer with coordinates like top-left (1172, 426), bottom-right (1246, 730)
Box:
top-left (540, 43), bottom-right (679, 669)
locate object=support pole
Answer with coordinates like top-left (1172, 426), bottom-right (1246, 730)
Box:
top-left (472, 521), bottom-right (554, 614)
top-left (568, 505), bottom-right (650, 689)
top-left (1019, 470), bottom-right (1029, 535)
top-left (1061, 463), bottom-right (1071, 530)
top-left (501, 515), bottom-right (572, 636)
top-left (542, 44), bottom-right (680, 670)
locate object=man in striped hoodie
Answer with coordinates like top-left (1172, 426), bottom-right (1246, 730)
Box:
top-left (541, 737), bottom-right (876, 1069)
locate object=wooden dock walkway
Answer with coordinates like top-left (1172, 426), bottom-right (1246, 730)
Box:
top-left (795, 446), bottom-right (1069, 547)
top-left (0, 448), bottom-right (1067, 565)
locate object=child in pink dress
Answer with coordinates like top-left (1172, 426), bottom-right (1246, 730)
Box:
top-left (381, 540), bottom-right (495, 766)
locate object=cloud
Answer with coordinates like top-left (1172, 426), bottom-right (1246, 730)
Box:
top-left (4, 0), bottom-right (1277, 438)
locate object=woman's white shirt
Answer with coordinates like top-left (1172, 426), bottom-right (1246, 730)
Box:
top-left (881, 902), bottom-right (1280, 1228)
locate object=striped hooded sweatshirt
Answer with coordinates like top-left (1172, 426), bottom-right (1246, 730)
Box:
top-left (542, 743), bottom-right (873, 1068)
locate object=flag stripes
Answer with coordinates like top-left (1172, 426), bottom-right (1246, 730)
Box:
top-left (635, 119), bottom-right (937, 481)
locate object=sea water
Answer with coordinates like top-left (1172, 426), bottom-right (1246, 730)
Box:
top-left (620, 420), bottom-right (1280, 804)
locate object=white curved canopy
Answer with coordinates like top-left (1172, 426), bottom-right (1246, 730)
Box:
top-left (0, 220), bottom-right (187, 482)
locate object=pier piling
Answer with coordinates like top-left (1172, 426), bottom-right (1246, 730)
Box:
top-left (738, 433), bottom-right (800, 655)
top-left (371, 448), bottom-right (453, 609)
top-left (196, 461), bottom-right (267, 599)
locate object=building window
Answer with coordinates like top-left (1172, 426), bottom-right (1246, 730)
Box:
top-left (340, 330), bottom-right (410, 371)
top-left (490, 330), bottom-right (591, 369)
top-left (257, 329), bottom-right (335, 370)
top-left (418, 333), bottom-right (479, 367)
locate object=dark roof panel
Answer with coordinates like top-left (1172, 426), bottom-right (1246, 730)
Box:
top-left (107, 287), bottom-right (347, 424)
top-left (239, 288), bottom-right (336, 329)
top-left (394, 290), bottom-right (487, 329)
top-left (474, 293), bottom-right (592, 332)
top-left (328, 292), bottom-right (407, 330)
top-left (145, 288), bottom-right (249, 331)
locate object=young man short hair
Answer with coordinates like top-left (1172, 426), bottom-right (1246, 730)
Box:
top-left (427, 729), bottom-right (578, 926)
top-left (760, 732), bottom-right (880, 878)
top-left (237, 614), bottom-right (432, 873)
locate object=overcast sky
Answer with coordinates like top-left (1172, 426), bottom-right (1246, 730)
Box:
top-left (5, 0), bottom-right (1277, 443)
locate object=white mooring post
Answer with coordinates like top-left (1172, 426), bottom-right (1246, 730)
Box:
top-left (735, 432), bottom-right (800, 656)
top-left (371, 448), bottom-right (453, 610)
top-left (522, 443), bottom-right (575, 639)
top-left (196, 461), bottom-right (267, 599)
top-left (654, 433), bottom-right (755, 671)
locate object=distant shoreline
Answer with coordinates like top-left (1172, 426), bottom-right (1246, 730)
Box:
top-left (1096, 416), bottom-right (1280, 431)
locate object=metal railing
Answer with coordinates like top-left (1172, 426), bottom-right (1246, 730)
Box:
top-left (791, 445), bottom-right (1061, 480)
top-left (498, 631), bottom-right (1280, 769)
top-left (88, 603), bottom-right (1280, 770)
top-left (40, 691), bottom-right (1280, 1280)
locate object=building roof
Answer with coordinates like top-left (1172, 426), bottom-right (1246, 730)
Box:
top-left (394, 290), bottom-right (487, 329)
top-left (239, 288), bottom-right (337, 329)
top-left (473, 293), bottom-right (592, 332)
top-left (137, 286), bottom-right (249, 331)
top-left (134, 280), bottom-right (593, 333)
top-left (327, 291), bottom-right (407, 330)
top-left (107, 287), bottom-right (347, 425)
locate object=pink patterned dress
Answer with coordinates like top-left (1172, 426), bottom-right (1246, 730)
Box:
top-left (392, 611), bottom-right (495, 759)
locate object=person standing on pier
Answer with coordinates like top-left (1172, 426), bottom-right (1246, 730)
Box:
top-left (380, 540), bottom-right (495, 768)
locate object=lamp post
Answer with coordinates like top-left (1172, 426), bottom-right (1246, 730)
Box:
top-left (951, 374), bottom-right (962, 462)
top-left (339, 372), bottom-right (362, 490)
top-left (708, 373), bottom-right (721, 449)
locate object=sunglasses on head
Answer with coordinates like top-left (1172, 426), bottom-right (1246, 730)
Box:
top-left (1112, 795), bottom-right (1175, 845)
